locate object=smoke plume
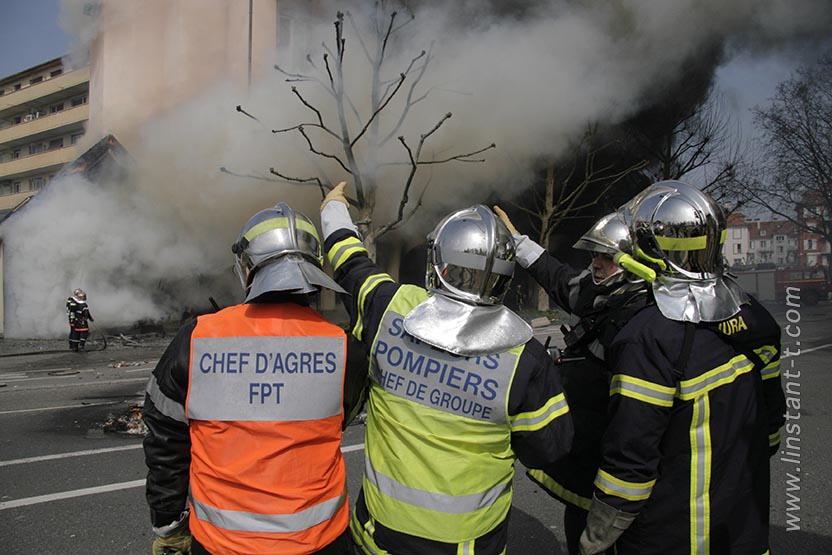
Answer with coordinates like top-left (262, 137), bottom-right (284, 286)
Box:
top-left (2, 0), bottom-right (829, 337)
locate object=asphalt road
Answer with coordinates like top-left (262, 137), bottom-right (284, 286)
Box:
top-left (1, 301), bottom-right (831, 554)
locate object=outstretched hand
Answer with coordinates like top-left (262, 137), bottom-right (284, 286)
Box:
top-left (321, 181), bottom-right (349, 212)
top-left (493, 205), bottom-right (518, 235)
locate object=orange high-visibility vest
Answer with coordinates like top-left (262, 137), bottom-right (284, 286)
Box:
top-left (185, 303), bottom-right (348, 555)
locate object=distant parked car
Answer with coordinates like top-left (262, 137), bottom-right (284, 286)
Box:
top-left (775, 268), bottom-right (830, 305)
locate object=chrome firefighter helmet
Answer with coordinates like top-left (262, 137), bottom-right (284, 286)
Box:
top-left (232, 202), bottom-right (344, 301)
top-left (573, 212), bottom-right (632, 255)
top-left (626, 180), bottom-right (726, 280)
top-left (622, 181), bottom-right (746, 322)
top-left (426, 205), bottom-right (516, 305)
top-left (72, 288), bottom-right (87, 302)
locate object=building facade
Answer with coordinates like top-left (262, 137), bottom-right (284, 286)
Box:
top-left (0, 58), bottom-right (89, 218)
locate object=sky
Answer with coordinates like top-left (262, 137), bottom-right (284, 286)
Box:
top-left (0, 0), bottom-right (71, 78)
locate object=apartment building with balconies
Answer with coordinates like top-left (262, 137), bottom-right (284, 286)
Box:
top-left (0, 58), bottom-right (89, 218)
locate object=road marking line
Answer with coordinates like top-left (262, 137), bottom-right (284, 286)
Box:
top-left (2, 376), bottom-right (149, 392)
top-left (0, 401), bottom-right (120, 415)
top-left (125, 367), bottom-right (154, 373)
top-left (0, 444), bottom-right (144, 467)
top-left (0, 443), bottom-right (366, 510)
top-left (0, 480), bottom-right (147, 510)
top-left (782, 343), bottom-right (832, 357)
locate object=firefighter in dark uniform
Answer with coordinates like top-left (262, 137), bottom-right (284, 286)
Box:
top-left (494, 207), bottom-right (650, 555)
top-left (579, 181), bottom-right (786, 555)
top-left (142, 203), bottom-right (368, 555)
top-left (66, 288), bottom-right (94, 351)
top-left (320, 182), bottom-right (574, 555)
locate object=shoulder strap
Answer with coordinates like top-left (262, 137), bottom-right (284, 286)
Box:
top-left (673, 322), bottom-right (696, 380)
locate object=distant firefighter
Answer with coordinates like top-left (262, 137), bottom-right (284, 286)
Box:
top-left (66, 288), bottom-right (94, 352)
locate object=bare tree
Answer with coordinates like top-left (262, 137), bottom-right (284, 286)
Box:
top-left (229, 3), bottom-right (494, 260)
top-left (626, 90), bottom-right (753, 213)
top-left (744, 52), bottom-right (832, 267)
top-left (512, 126), bottom-right (647, 310)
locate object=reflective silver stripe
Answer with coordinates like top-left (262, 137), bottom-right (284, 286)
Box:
top-left (329, 237), bottom-right (366, 270)
top-left (146, 377), bottom-right (187, 423)
top-left (677, 356), bottom-right (754, 400)
top-left (510, 393), bottom-right (568, 432)
top-left (365, 455), bottom-right (510, 515)
top-left (610, 375), bottom-right (676, 407)
top-left (190, 491), bottom-right (346, 533)
top-left (594, 469), bottom-right (655, 501)
top-left (760, 360), bottom-right (781, 380)
top-left (459, 540), bottom-right (474, 555)
top-left (188, 335), bottom-right (344, 421)
top-left (690, 394), bottom-right (712, 555)
top-left (755, 345), bottom-right (777, 363)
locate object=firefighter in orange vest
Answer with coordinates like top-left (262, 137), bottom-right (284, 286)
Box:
top-left (143, 202), bottom-right (368, 555)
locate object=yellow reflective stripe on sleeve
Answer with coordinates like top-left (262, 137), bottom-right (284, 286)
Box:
top-left (769, 428), bottom-right (782, 448)
top-left (594, 469), bottom-right (656, 502)
top-left (676, 354), bottom-right (755, 400)
top-left (329, 236), bottom-right (368, 271)
top-left (755, 345), bottom-right (780, 380)
top-left (610, 374), bottom-right (676, 407)
top-left (349, 512), bottom-right (388, 555)
top-left (510, 393), bottom-right (569, 432)
top-left (689, 394), bottom-right (713, 555)
top-left (351, 273), bottom-right (395, 341)
top-left (527, 469), bottom-right (592, 510)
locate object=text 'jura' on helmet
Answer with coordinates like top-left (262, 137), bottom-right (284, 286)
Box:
top-left (72, 288), bottom-right (87, 302)
top-left (426, 204), bottom-right (516, 305)
top-left (625, 180), bottom-right (727, 281)
top-left (231, 202), bottom-right (344, 300)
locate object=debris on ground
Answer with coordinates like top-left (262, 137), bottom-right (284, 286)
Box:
top-left (102, 405), bottom-right (148, 436)
top-left (110, 360), bottom-right (150, 368)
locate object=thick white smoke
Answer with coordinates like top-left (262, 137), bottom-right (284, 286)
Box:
top-left (2, 0), bottom-right (829, 338)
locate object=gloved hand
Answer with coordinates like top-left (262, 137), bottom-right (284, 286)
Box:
top-left (321, 181), bottom-right (349, 212)
top-left (493, 205), bottom-right (519, 235)
top-left (579, 496), bottom-right (636, 555)
top-left (151, 526), bottom-right (192, 555)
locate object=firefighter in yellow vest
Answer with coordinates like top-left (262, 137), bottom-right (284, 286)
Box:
top-left (143, 202), bottom-right (368, 555)
top-left (579, 182), bottom-right (786, 555)
top-left (320, 182), bottom-right (574, 555)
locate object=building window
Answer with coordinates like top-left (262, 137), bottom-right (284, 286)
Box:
top-left (775, 235), bottom-right (785, 242)
top-left (760, 240), bottom-right (766, 248)
top-left (30, 177), bottom-right (44, 190)
top-left (12, 149), bottom-right (21, 159)
top-left (0, 88), bottom-right (4, 96)
top-left (13, 115), bottom-right (22, 124)
top-left (71, 95), bottom-right (87, 106)
top-left (49, 103), bottom-right (64, 113)
top-left (30, 76), bottom-right (43, 85)
top-left (48, 138), bottom-right (64, 150)
top-left (760, 230), bottom-right (766, 236)
top-left (29, 143), bottom-right (45, 155)
top-left (12, 181), bottom-right (21, 193)
top-left (807, 239), bottom-right (815, 250)
top-left (734, 244), bottom-right (742, 254)
top-left (14, 84), bottom-right (21, 90)
top-left (50, 69), bottom-right (63, 77)
top-left (71, 133), bottom-right (84, 145)
top-left (777, 246), bottom-right (784, 253)
top-left (732, 228), bottom-right (742, 239)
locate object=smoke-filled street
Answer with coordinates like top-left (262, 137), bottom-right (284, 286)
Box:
top-left (1, 303), bottom-right (831, 554)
